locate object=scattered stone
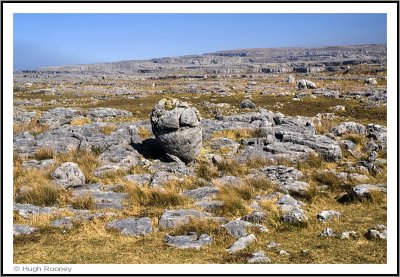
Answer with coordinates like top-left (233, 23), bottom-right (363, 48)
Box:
top-left (320, 228), bottom-right (336, 237)
top-left (286, 75), bottom-right (296, 83)
top-left (182, 186), bottom-right (219, 200)
top-left (298, 79), bottom-right (317, 89)
top-left (22, 159), bottom-right (55, 169)
top-left (13, 224), bottom-right (37, 235)
top-left (159, 209), bottom-right (213, 229)
top-left (240, 99), bottom-right (256, 109)
top-left (165, 233), bottom-right (212, 249)
top-left (222, 220), bottom-right (253, 239)
top-left (13, 203), bottom-right (55, 218)
top-left (278, 250), bottom-right (290, 256)
top-left (106, 217), bottom-right (152, 236)
top-left (317, 210), bottom-right (341, 222)
top-left (332, 122), bottom-right (366, 136)
top-left (39, 107), bottom-right (81, 128)
top-left (248, 251), bottom-right (271, 263)
top-left (150, 98), bottom-right (202, 163)
top-left (50, 217), bottom-right (74, 229)
top-left (87, 108), bottom-right (132, 121)
top-left (226, 234), bottom-right (257, 253)
top-left (364, 78), bottom-right (377, 85)
top-left (241, 211), bottom-right (266, 224)
top-left (266, 241), bottom-right (281, 249)
top-left (340, 231), bottom-right (357, 240)
top-left (349, 184), bottom-right (386, 200)
top-left (366, 224), bottom-right (386, 240)
top-left (52, 162), bottom-right (85, 188)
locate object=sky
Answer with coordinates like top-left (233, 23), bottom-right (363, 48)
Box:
top-left (13, 13), bottom-right (387, 70)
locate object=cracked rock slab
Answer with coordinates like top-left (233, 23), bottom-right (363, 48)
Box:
top-left (165, 233), bottom-right (212, 249)
top-left (106, 217), bottom-right (152, 236)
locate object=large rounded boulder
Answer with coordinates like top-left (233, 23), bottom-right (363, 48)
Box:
top-left (150, 98), bottom-right (202, 163)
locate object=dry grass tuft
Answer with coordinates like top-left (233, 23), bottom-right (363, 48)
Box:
top-left (215, 158), bottom-right (249, 176)
top-left (297, 153), bottom-right (324, 171)
top-left (138, 127), bottom-right (153, 139)
top-left (13, 121), bottom-right (49, 135)
top-left (124, 183), bottom-right (190, 209)
top-left (33, 147), bottom-right (55, 160)
top-left (214, 186), bottom-right (250, 217)
top-left (195, 161), bottom-right (219, 181)
top-left (314, 172), bottom-right (345, 192)
top-left (15, 183), bottom-right (60, 207)
top-left (170, 218), bottom-right (224, 237)
top-left (69, 194), bottom-right (96, 210)
top-left (99, 124), bottom-right (117, 135)
top-left (211, 129), bottom-right (263, 141)
top-left (70, 117), bottom-right (91, 126)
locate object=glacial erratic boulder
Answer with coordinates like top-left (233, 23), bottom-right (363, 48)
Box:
top-left (240, 99), bottom-right (256, 109)
top-left (150, 98), bottom-right (202, 163)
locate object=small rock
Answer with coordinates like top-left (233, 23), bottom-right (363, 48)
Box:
top-left (222, 220), bottom-right (253, 239)
top-left (106, 217), bottom-right (152, 236)
top-left (165, 233), bottom-right (212, 249)
top-left (317, 210), bottom-right (341, 222)
top-left (320, 228), bottom-right (336, 237)
top-left (226, 234), bottom-right (256, 253)
top-left (266, 241), bottom-right (281, 249)
top-left (248, 251), bottom-right (271, 263)
top-left (340, 231), bottom-right (357, 240)
top-left (240, 99), bottom-right (256, 109)
top-left (50, 217), bottom-right (74, 229)
top-left (13, 224), bottom-right (37, 235)
top-left (278, 250), bottom-right (290, 256)
top-left (52, 162), bottom-right (85, 188)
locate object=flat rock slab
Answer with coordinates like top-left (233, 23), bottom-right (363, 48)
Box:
top-left (317, 210), bottom-right (341, 222)
top-left (182, 186), bottom-right (219, 200)
top-left (226, 234), bottom-right (256, 254)
top-left (222, 220), bottom-right (253, 239)
top-left (13, 203), bottom-right (56, 218)
top-left (165, 233), bottom-right (212, 249)
top-left (248, 251), bottom-right (271, 263)
top-left (14, 224), bottom-right (37, 235)
top-left (72, 188), bottom-right (128, 210)
top-left (50, 217), bottom-right (74, 229)
top-left (22, 159), bottom-right (55, 169)
top-left (159, 209), bottom-right (224, 229)
top-left (349, 184), bottom-right (386, 200)
top-left (106, 217), bottom-right (152, 236)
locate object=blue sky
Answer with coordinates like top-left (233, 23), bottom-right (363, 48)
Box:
top-left (14, 13), bottom-right (387, 70)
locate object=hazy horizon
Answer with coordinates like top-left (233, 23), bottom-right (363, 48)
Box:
top-left (14, 13), bottom-right (387, 70)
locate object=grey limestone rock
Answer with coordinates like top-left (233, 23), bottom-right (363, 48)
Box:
top-left (317, 210), bottom-right (342, 222)
top-left (159, 209), bottom-right (212, 229)
top-left (240, 99), bottom-right (256, 109)
top-left (87, 108), bottom-right (132, 121)
top-left (332, 122), bottom-right (366, 136)
top-left (320, 228), bottom-right (336, 237)
top-left (150, 98), bottom-right (202, 163)
top-left (364, 77), bottom-right (377, 85)
top-left (22, 159), bottom-right (55, 169)
top-left (349, 184), bottom-right (386, 201)
top-left (13, 109), bottom-right (37, 124)
top-left (39, 107), bottom-right (81, 128)
top-left (286, 75), bottom-right (296, 83)
top-left (165, 233), bottom-right (212, 249)
top-left (340, 231), bottom-right (357, 240)
top-left (13, 224), bottom-right (37, 235)
top-left (226, 234), bottom-right (257, 253)
top-left (248, 251), bottom-right (271, 263)
top-left (52, 162), bottom-right (85, 188)
top-left (222, 220), bottom-right (253, 239)
top-left (106, 217), bottom-right (152, 236)
top-left (13, 203), bottom-right (56, 218)
top-left (182, 187), bottom-right (219, 200)
top-left (298, 79), bottom-right (317, 89)
top-left (50, 217), bottom-right (74, 229)
top-left (241, 211), bottom-right (266, 224)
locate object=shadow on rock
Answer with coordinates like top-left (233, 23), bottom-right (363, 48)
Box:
top-left (132, 138), bottom-right (165, 160)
